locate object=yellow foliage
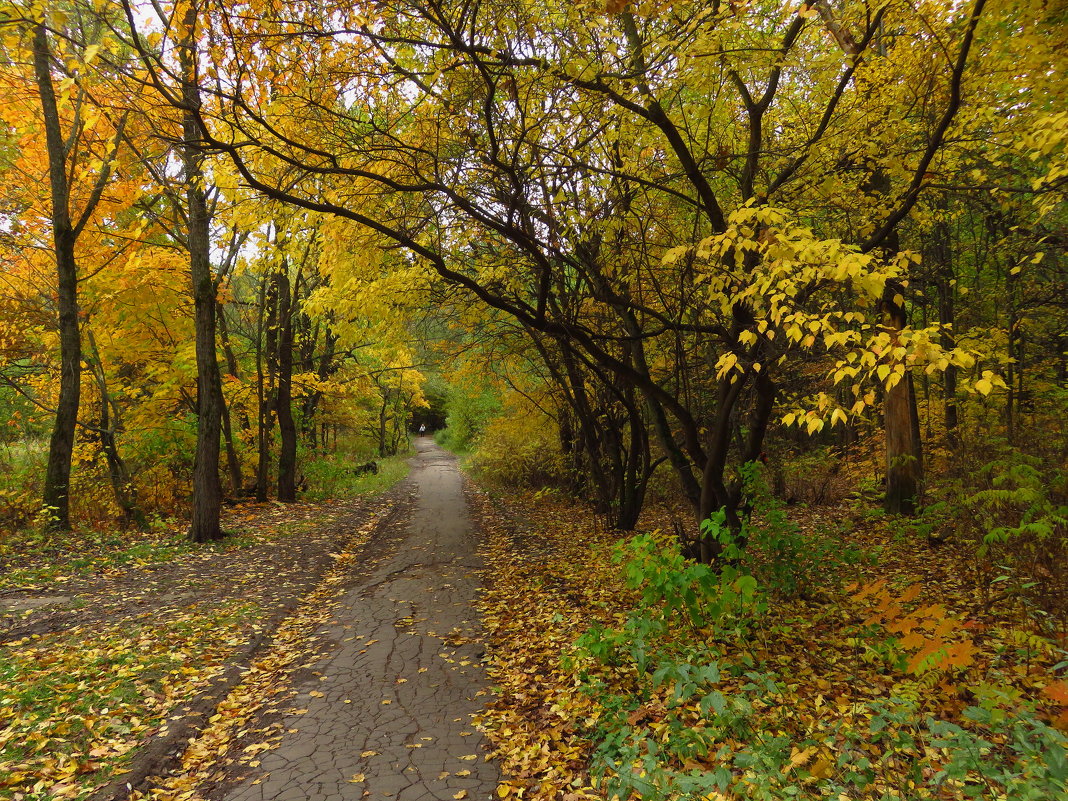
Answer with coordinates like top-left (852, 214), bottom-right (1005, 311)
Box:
top-left (469, 391), bottom-right (565, 488)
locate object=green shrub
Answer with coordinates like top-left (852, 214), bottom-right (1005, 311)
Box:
top-left (920, 447), bottom-right (1068, 625)
top-left (300, 448), bottom-right (410, 501)
top-left (435, 383), bottom-right (500, 453)
top-left (740, 464), bottom-right (862, 598)
top-left (0, 439), bottom-right (46, 530)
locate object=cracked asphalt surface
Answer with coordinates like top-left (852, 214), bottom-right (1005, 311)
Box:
top-left (222, 439), bottom-right (500, 801)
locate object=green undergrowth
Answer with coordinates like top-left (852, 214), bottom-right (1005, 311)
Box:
top-left (0, 454), bottom-right (408, 593)
top-left (574, 528), bottom-right (1068, 800)
top-left (0, 600), bottom-right (260, 800)
top-left (300, 450), bottom-right (411, 501)
top-left (1, 526), bottom-right (211, 593)
top-left (1, 511), bottom-right (310, 594)
top-left (473, 486), bottom-right (1068, 801)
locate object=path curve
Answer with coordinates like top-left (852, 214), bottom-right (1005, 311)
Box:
top-left (223, 439), bottom-right (499, 801)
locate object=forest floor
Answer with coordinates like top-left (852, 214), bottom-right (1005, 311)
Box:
top-left (2, 452), bottom-right (1067, 801)
top-left (469, 487), bottom-right (1068, 800)
top-left (0, 467), bottom-right (414, 800)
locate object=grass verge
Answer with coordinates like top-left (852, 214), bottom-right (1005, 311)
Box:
top-left (0, 602), bottom-right (259, 800)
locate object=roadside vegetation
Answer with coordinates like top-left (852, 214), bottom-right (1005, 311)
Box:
top-left (471, 477), bottom-right (1067, 801)
top-left (0, 437), bottom-right (409, 800)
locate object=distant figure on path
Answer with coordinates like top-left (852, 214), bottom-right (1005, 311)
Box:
top-left (419, 423), bottom-right (426, 434)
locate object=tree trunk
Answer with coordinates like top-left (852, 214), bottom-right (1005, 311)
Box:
top-left (181, 10), bottom-right (224, 542)
top-left (698, 372), bottom-right (747, 560)
top-left (219, 385), bottom-right (242, 496)
top-left (932, 212), bottom-right (959, 447)
top-left (937, 277), bottom-right (959, 446)
top-left (216, 301), bottom-right (245, 494)
top-left (86, 331), bottom-right (146, 529)
top-left (377, 393), bottom-right (390, 457)
top-left (255, 275), bottom-right (274, 502)
top-left (33, 23), bottom-right (81, 532)
top-left (557, 408), bottom-right (586, 495)
top-left (614, 384), bottom-right (651, 531)
top-left (882, 281), bottom-right (923, 515)
top-left (301, 329), bottom-right (337, 447)
top-left (275, 266), bottom-right (298, 501)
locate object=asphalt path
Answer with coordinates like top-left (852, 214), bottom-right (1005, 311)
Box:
top-left (222, 438), bottom-right (499, 801)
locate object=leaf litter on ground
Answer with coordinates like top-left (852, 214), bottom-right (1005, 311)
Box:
top-left (468, 486), bottom-right (1067, 800)
top-left (0, 488), bottom-right (405, 801)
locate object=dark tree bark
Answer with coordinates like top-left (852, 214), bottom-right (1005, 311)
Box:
top-left (275, 265), bottom-right (298, 501)
top-left (936, 276), bottom-right (959, 446)
top-left (255, 273), bottom-right (275, 502)
top-left (218, 384), bottom-right (242, 497)
top-left (882, 282), bottom-right (923, 515)
top-left (301, 328), bottom-right (337, 448)
top-left (33, 23), bottom-right (82, 531)
top-left (180, 8), bottom-right (224, 542)
top-left (33, 23), bottom-right (123, 530)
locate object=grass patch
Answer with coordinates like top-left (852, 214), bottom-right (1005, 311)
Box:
top-left (0, 523), bottom-right (274, 593)
top-left (0, 526), bottom-right (191, 593)
top-left (0, 493), bottom-right (371, 594)
top-left (301, 451), bottom-right (411, 501)
top-left (0, 601), bottom-right (259, 800)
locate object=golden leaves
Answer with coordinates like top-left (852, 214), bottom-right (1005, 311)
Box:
top-left (0, 607), bottom-right (248, 798)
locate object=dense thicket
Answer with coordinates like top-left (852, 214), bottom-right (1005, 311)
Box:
top-left (0, 0), bottom-right (1064, 562)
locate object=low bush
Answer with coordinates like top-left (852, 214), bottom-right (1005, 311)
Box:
top-left (740, 465), bottom-right (863, 599)
top-left (573, 530), bottom-right (1068, 800)
top-left (0, 439), bottom-right (45, 530)
top-left (467, 398), bottom-right (565, 488)
top-left (917, 446), bottom-right (1068, 627)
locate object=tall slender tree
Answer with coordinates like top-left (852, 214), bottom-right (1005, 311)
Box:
top-left (29, 15), bottom-right (124, 529)
top-left (178, 3), bottom-right (223, 541)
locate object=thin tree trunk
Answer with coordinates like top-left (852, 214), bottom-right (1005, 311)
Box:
top-left (937, 276), bottom-right (959, 446)
top-left (377, 392), bottom-right (390, 457)
top-left (33, 23), bottom-right (81, 531)
top-left (86, 331), bottom-right (146, 529)
top-left (215, 300), bottom-right (247, 494)
top-left (931, 210), bottom-right (959, 447)
top-left (302, 329), bottom-right (337, 447)
top-left (219, 385), bottom-right (242, 496)
top-left (276, 266), bottom-right (298, 501)
top-left (255, 276), bottom-right (274, 502)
